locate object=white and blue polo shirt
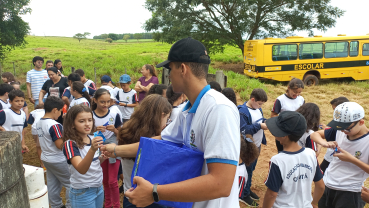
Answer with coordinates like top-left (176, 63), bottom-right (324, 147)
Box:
top-left (0, 109), bottom-right (27, 141)
top-left (161, 85), bottom-right (240, 208)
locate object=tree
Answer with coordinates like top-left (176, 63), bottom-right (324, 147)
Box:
top-left (73, 32), bottom-right (90, 42)
top-left (108, 33), bottom-right (119, 40)
top-left (0, 0), bottom-right (31, 60)
top-left (144, 0), bottom-right (344, 55)
top-left (101, 34), bottom-right (109, 39)
top-left (106, 38), bottom-right (113, 43)
top-left (134, 33), bottom-right (143, 42)
top-left (123, 35), bottom-right (130, 43)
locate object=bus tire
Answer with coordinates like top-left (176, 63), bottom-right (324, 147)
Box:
top-left (303, 75), bottom-right (319, 86)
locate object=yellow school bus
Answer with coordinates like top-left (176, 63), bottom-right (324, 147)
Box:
top-left (243, 34), bottom-right (369, 85)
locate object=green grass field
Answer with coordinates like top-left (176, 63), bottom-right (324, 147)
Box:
top-left (0, 36), bottom-right (262, 100)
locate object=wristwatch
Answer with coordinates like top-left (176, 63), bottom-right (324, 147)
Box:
top-left (153, 183), bottom-right (159, 202)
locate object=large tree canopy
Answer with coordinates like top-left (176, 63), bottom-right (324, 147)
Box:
top-left (144, 0), bottom-right (344, 54)
top-left (0, 0), bottom-right (31, 60)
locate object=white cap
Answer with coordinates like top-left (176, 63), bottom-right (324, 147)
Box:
top-left (328, 102), bottom-right (364, 130)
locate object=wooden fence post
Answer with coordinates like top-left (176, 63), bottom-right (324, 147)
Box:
top-left (71, 67), bottom-right (75, 73)
top-left (13, 62), bottom-right (16, 76)
top-left (216, 70), bottom-right (225, 88)
top-left (94, 67), bottom-right (97, 84)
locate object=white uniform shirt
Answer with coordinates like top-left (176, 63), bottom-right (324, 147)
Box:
top-left (272, 94), bottom-right (305, 114)
top-left (248, 107), bottom-right (264, 147)
top-left (62, 86), bottom-right (74, 103)
top-left (116, 89), bottom-right (138, 119)
top-left (93, 109), bottom-right (122, 139)
top-left (84, 79), bottom-right (97, 97)
top-left (161, 86), bottom-right (240, 208)
top-left (69, 97), bottom-right (90, 109)
top-left (265, 148), bottom-right (323, 208)
top-left (63, 136), bottom-right (103, 189)
top-left (28, 109), bottom-right (45, 135)
top-left (0, 109), bottom-right (27, 141)
top-left (237, 163), bottom-right (248, 198)
top-left (0, 99), bottom-right (11, 110)
top-left (323, 128), bottom-right (369, 192)
top-left (36, 118), bottom-right (65, 163)
top-left (324, 149), bottom-right (335, 162)
top-left (169, 102), bottom-right (187, 122)
top-left (298, 130), bottom-right (317, 151)
top-left (100, 85), bottom-right (118, 100)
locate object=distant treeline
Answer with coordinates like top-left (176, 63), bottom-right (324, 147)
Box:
top-left (93, 33), bottom-right (153, 40)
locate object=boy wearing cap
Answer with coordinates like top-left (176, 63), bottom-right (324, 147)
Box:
top-left (102, 37), bottom-right (240, 208)
top-left (263, 111), bottom-right (324, 208)
top-left (310, 102), bottom-right (369, 208)
top-left (100, 75), bottom-right (119, 100)
top-left (117, 74), bottom-right (138, 124)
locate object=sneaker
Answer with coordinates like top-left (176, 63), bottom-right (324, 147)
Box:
top-left (249, 190), bottom-right (260, 201)
top-left (239, 195), bottom-right (259, 207)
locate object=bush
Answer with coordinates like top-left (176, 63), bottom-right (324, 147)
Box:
top-left (106, 38), bottom-right (113, 43)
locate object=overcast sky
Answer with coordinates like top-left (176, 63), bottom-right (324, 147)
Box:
top-left (21, 0), bottom-right (368, 38)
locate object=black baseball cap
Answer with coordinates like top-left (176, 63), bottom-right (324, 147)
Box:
top-left (156, 37), bottom-right (211, 69)
top-left (266, 111), bottom-right (307, 138)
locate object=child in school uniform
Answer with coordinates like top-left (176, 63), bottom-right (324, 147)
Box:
top-left (62, 105), bottom-right (107, 208)
top-left (69, 81), bottom-right (91, 109)
top-left (92, 88), bottom-right (122, 208)
top-left (271, 78), bottom-right (305, 152)
top-left (100, 75), bottom-right (119, 100)
top-left (28, 104), bottom-right (46, 170)
top-left (116, 74), bottom-right (138, 124)
top-left (320, 96), bottom-right (349, 173)
top-left (36, 96), bottom-right (71, 208)
top-left (295, 103), bottom-right (320, 152)
top-left (11, 81), bottom-right (29, 118)
top-left (238, 133), bottom-right (260, 204)
top-left (166, 85), bottom-right (185, 122)
top-left (62, 73), bottom-right (81, 108)
top-left (263, 111), bottom-right (325, 208)
top-left (75, 69), bottom-right (97, 97)
top-left (311, 102), bottom-right (369, 208)
top-left (0, 83), bottom-right (14, 110)
top-left (237, 88), bottom-right (268, 207)
top-left (0, 89), bottom-right (28, 152)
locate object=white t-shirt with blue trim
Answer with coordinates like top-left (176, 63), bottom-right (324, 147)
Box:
top-left (161, 85), bottom-right (240, 208)
top-left (0, 108), bottom-right (27, 141)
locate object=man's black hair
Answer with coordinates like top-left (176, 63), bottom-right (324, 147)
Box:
top-left (0, 84), bottom-right (14, 96)
top-left (33, 56), bottom-right (44, 66)
top-left (44, 96), bottom-right (64, 113)
top-left (75, 69), bottom-right (85, 77)
top-left (250, 88), bottom-right (268, 102)
top-left (330, 97), bottom-right (349, 107)
top-left (209, 81), bottom-right (222, 92)
top-left (68, 73), bottom-right (81, 82)
top-left (147, 84), bottom-right (168, 96)
top-left (8, 89), bottom-right (25, 101)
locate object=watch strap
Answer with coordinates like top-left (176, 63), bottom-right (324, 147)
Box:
top-left (153, 183), bottom-right (159, 202)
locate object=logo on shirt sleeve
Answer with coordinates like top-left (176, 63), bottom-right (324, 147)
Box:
top-left (190, 129), bottom-right (197, 148)
top-left (109, 117), bottom-right (114, 125)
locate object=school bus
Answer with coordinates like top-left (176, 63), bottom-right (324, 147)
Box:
top-left (243, 34), bottom-right (369, 85)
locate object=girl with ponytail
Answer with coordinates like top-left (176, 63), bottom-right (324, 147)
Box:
top-left (69, 81), bottom-right (91, 109)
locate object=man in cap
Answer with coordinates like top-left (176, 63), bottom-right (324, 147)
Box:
top-left (263, 111), bottom-right (324, 208)
top-left (102, 37), bottom-right (241, 208)
top-left (311, 102), bottom-right (369, 208)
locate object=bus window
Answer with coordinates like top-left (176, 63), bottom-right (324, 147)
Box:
top-left (272, 44), bottom-right (297, 61)
top-left (363, 44), bottom-right (369, 56)
top-left (325, 42), bottom-right (348, 58)
top-left (299, 43), bottom-right (323, 59)
top-left (350, 41), bottom-right (359, 57)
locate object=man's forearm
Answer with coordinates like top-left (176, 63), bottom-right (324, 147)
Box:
top-left (26, 83), bottom-right (32, 98)
top-left (115, 142), bottom-right (140, 158)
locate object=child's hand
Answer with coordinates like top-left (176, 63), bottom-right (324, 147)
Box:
top-left (22, 145), bottom-right (29, 153)
top-left (0, 126), bottom-right (5, 131)
top-left (333, 147), bottom-right (355, 163)
top-left (361, 186), bottom-right (369, 203)
top-left (96, 126), bottom-right (106, 132)
top-left (106, 125), bottom-right (116, 132)
top-left (260, 123), bottom-right (268, 130)
top-left (321, 141), bottom-right (337, 148)
top-left (91, 136), bottom-right (104, 151)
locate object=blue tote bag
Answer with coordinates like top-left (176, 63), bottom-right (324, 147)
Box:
top-left (131, 137), bottom-right (204, 208)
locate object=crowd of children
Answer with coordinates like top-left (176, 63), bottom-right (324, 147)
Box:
top-left (1, 49), bottom-right (369, 208)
